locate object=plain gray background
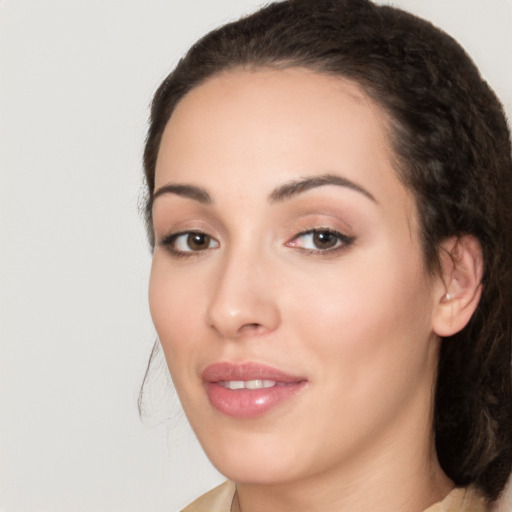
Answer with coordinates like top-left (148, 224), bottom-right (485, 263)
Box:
top-left (1, 1), bottom-right (511, 511)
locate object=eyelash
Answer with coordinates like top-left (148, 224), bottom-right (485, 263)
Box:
top-left (286, 228), bottom-right (354, 255)
top-left (159, 228), bottom-right (354, 258)
top-left (159, 231), bottom-right (219, 259)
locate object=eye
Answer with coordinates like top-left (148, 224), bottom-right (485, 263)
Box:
top-left (160, 231), bottom-right (220, 256)
top-left (287, 229), bottom-right (353, 253)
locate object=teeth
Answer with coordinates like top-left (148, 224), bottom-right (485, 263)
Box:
top-left (227, 380), bottom-right (245, 390)
top-left (246, 379), bottom-right (276, 389)
top-left (221, 380), bottom-right (277, 390)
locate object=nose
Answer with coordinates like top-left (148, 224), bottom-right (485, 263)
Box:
top-left (206, 248), bottom-right (281, 339)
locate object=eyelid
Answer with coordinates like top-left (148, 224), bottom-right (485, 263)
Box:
top-left (286, 227), bottom-right (354, 253)
top-left (159, 230), bottom-right (220, 257)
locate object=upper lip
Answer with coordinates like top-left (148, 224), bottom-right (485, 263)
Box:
top-left (202, 362), bottom-right (306, 383)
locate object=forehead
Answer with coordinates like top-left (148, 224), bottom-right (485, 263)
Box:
top-left (155, 67), bottom-right (402, 204)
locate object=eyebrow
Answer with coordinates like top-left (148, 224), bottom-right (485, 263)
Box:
top-left (152, 184), bottom-right (212, 205)
top-left (269, 174), bottom-right (377, 203)
top-left (151, 173), bottom-right (377, 207)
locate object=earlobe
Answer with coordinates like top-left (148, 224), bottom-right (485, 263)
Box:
top-left (432, 236), bottom-right (484, 337)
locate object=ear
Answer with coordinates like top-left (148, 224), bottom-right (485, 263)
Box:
top-left (432, 235), bottom-right (484, 337)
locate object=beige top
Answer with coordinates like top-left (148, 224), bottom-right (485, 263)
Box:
top-left (182, 481), bottom-right (489, 512)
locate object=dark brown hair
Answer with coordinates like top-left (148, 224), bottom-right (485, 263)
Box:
top-left (142, 0), bottom-right (512, 500)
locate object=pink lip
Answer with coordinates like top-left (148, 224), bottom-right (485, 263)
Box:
top-left (202, 362), bottom-right (307, 419)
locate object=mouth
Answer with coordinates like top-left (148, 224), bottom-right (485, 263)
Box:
top-left (202, 362), bottom-right (307, 419)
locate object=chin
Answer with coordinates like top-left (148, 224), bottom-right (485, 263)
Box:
top-left (198, 429), bottom-right (305, 485)
top-left (214, 458), bottom-right (298, 486)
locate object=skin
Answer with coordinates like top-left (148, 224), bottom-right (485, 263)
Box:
top-left (149, 68), bottom-right (458, 512)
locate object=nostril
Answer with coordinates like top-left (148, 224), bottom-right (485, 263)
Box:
top-left (240, 323), bottom-right (263, 333)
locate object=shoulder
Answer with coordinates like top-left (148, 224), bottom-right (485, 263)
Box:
top-left (181, 481), bottom-right (236, 512)
top-left (424, 486), bottom-right (490, 512)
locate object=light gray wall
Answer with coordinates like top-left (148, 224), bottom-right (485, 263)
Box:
top-left (1, 1), bottom-right (510, 511)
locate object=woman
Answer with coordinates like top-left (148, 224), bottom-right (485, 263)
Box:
top-left (142, 0), bottom-right (512, 510)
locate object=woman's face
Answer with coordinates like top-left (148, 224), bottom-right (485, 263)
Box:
top-left (149, 68), bottom-right (442, 485)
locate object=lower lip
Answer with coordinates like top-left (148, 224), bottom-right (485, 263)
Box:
top-left (206, 381), bottom-right (307, 419)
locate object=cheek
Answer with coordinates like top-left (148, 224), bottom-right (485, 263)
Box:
top-left (280, 253), bottom-right (435, 453)
top-left (286, 244), bottom-right (434, 388)
top-left (148, 257), bottom-right (206, 376)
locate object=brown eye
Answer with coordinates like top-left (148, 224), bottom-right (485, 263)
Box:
top-left (287, 228), bottom-right (354, 253)
top-left (187, 233), bottom-right (211, 251)
top-left (162, 231), bottom-right (220, 255)
top-left (312, 231), bottom-right (338, 249)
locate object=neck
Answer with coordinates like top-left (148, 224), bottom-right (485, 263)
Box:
top-left (234, 444), bottom-right (452, 512)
